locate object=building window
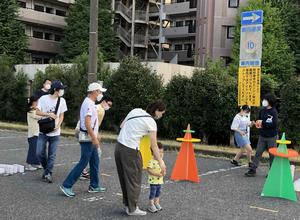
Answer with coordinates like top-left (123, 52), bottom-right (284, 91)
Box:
top-left (18, 1), bottom-right (26, 8)
top-left (34, 4), bottom-right (44, 12)
top-left (227, 26), bottom-right (235, 39)
top-left (221, 56), bottom-right (233, 66)
top-left (45, 33), bottom-right (54, 40)
top-left (32, 57), bottom-right (43, 64)
top-left (174, 44), bottom-right (183, 51)
top-left (228, 0), bottom-right (239, 8)
top-left (56, 9), bottom-right (66, 17)
top-left (33, 31), bottom-right (43, 39)
top-left (55, 35), bottom-right (64, 42)
top-left (44, 58), bottom-right (50, 64)
top-left (175, 21), bottom-right (184, 27)
top-left (46, 7), bottom-right (54, 14)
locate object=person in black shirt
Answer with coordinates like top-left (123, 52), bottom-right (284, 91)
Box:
top-left (245, 94), bottom-right (278, 177)
top-left (35, 79), bottom-right (52, 98)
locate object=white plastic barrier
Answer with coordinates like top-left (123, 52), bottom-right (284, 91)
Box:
top-left (294, 178), bottom-right (300, 192)
top-left (0, 164), bottom-right (24, 176)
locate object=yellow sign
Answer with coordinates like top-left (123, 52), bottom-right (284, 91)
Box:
top-left (238, 67), bottom-right (261, 106)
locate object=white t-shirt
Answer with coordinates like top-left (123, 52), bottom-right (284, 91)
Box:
top-left (117, 108), bottom-right (157, 150)
top-left (80, 97), bottom-right (99, 136)
top-left (37, 95), bottom-right (68, 136)
top-left (231, 114), bottom-right (251, 131)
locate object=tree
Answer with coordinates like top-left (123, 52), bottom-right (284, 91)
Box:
top-left (0, 54), bottom-right (28, 121)
top-left (230, 0), bottom-right (296, 84)
top-left (268, 0), bottom-right (300, 73)
top-left (280, 76), bottom-right (300, 146)
top-left (106, 56), bottom-right (164, 130)
top-left (61, 0), bottom-right (118, 62)
top-left (187, 60), bottom-right (237, 144)
top-left (161, 75), bottom-right (191, 138)
top-left (0, 0), bottom-right (27, 64)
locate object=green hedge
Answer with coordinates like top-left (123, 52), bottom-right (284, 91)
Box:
top-left (4, 54), bottom-right (298, 147)
top-left (0, 54), bottom-right (28, 122)
top-left (280, 76), bottom-right (300, 146)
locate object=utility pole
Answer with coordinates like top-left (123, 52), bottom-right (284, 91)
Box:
top-left (88, 0), bottom-right (99, 84)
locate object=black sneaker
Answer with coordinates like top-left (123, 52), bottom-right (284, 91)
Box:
top-left (245, 170), bottom-right (256, 177)
top-left (230, 160), bottom-right (240, 166)
top-left (44, 174), bottom-right (53, 183)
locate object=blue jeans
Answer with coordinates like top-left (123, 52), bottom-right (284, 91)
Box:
top-left (63, 142), bottom-right (99, 189)
top-left (36, 133), bottom-right (60, 175)
top-left (149, 184), bottom-right (161, 200)
top-left (27, 136), bottom-right (40, 165)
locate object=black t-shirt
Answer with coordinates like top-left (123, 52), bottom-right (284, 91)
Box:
top-left (34, 89), bottom-right (49, 99)
top-left (258, 107), bottom-right (278, 138)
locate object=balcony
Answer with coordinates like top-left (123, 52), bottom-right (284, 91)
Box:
top-left (115, 1), bottom-right (147, 23)
top-left (163, 25), bottom-right (195, 38)
top-left (18, 8), bottom-right (66, 29)
top-left (28, 37), bottom-right (63, 54)
top-left (162, 50), bottom-right (194, 62)
top-left (165, 1), bottom-right (197, 16)
top-left (115, 26), bottom-right (147, 48)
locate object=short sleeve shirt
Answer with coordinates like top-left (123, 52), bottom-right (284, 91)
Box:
top-left (80, 97), bottom-right (99, 136)
top-left (37, 95), bottom-right (68, 136)
top-left (117, 108), bottom-right (157, 150)
top-left (147, 159), bottom-right (163, 185)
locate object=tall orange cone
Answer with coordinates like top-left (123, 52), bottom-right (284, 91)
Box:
top-left (170, 124), bottom-right (201, 183)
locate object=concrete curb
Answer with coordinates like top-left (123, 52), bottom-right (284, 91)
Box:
top-left (1, 122), bottom-right (299, 165)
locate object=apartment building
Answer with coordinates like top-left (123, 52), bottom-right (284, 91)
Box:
top-left (114, 0), bottom-right (245, 66)
top-left (16, 0), bottom-right (74, 64)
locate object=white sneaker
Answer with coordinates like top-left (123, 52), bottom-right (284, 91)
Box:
top-left (126, 207), bottom-right (147, 216)
top-left (34, 165), bottom-right (43, 169)
top-left (148, 204), bottom-right (158, 213)
top-left (155, 203), bottom-right (162, 211)
top-left (25, 164), bottom-right (37, 171)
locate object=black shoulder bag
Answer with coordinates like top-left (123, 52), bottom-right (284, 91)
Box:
top-left (38, 98), bottom-right (61, 134)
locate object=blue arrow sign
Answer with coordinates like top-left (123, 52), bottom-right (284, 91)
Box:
top-left (241, 10), bottom-right (263, 25)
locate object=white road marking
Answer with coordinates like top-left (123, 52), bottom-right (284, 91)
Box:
top-left (199, 165), bottom-right (247, 176)
top-left (82, 196), bottom-right (104, 202)
top-left (0, 143), bottom-right (79, 152)
top-left (250, 205), bottom-right (278, 213)
top-left (0, 136), bottom-right (27, 139)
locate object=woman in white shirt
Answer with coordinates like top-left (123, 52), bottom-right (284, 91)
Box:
top-left (230, 105), bottom-right (254, 166)
top-left (26, 96), bottom-right (42, 171)
top-left (115, 100), bottom-right (166, 216)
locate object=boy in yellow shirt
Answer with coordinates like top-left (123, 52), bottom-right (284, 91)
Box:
top-left (147, 142), bottom-right (164, 213)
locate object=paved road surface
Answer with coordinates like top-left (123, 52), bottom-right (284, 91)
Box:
top-left (0, 130), bottom-right (299, 220)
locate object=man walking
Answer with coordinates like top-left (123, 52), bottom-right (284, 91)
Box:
top-left (60, 82), bottom-right (106, 197)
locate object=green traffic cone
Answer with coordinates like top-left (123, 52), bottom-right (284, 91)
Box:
top-left (261, 133), bottom-right (297, 202)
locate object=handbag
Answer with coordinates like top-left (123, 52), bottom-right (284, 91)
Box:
top-left (38, 98), bottom-right (60, 134)
top-left (78, 119), bottom-right (97, 142)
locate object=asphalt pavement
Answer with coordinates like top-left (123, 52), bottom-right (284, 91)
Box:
top-left (0, 130), bottom-right (300, 220)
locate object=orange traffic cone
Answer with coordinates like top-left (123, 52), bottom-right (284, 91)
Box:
top-left (170, 124), bottom-right (200, 183)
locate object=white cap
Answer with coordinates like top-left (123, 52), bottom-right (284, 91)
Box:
top-left (87, 82), bottom-right (107, 92)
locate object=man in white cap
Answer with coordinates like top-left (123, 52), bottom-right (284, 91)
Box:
top-left (60, 82), bottom-right (107, 197)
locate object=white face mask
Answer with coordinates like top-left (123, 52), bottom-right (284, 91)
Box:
top-left (44, 84), bottom-right (51, 90)
top-left (262, 100), bottom-right (269, 107)
top-left (97, 94), bottom-right (103, 102)
top-left (104, 106), bottom-right (110, 111)
top-left (58, 89), bottom-right (64, 97)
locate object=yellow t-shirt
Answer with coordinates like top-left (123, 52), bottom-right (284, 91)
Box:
top-left (147, 159), bottom-right (163, 185)
top-left (96, 104), bottom-right (105, 127)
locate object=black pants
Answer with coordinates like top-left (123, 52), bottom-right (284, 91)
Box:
top-left (250, 135), bottom-right (277, 171)
top-left (114, 142), bottom-right (142, 213)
